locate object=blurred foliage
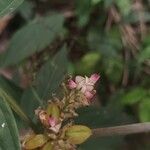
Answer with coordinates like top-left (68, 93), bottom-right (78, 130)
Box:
top-left (0, 0), bottom-right (150, 149)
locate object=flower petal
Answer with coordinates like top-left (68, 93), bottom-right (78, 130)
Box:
top-left (75, 76), bottom-right (85, 83)
top-left (84, 91), bottom-right (94, 99)
top-left (90, 74), bottom-right (100, 84)
top-left (49, 123), bottom-right (61, 133)
top-left (68, 80), bottom-right (77, 89)
top-left (48, 117), bottom-right (57, 127)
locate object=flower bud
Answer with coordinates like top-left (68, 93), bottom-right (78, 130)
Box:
top-left (24, 134), bottom-right (48, 149)
top-left (42, 142), bottom-right (53, 150)
top-left (46, 103), bottom-right (60, 119)
top-left (65, 125), bottom-right (92, 144)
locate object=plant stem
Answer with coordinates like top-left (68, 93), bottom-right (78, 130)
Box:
top-left (92, 122), bottom-right (150, 138)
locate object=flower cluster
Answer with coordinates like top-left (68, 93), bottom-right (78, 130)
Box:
top-left (23, 74), bottom-right (100, 150)
top-left (68, 74), bottom-right (100, 100)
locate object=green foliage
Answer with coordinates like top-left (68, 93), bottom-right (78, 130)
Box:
top-left (17, 1), bottom-right (34, 20)
top-left (0, 96), bottom-right (20, 150)
top-left (21, 46), bottom-right (68, 118)
top-left (34, 46), bottom-right (68, 100)
top-left (76, 99), bottom-right (133, 149)
top-left (0, 0), bottom-right (150, 149)
top-left (0, 88), bottom-right (31, 126)
top-left (87, 28), bottom-right (122, 57)
top-left (79, 137), bottom-right (123, 150)
top-left (75, 0), bottom-right (92, 27)
top-left (138, 46), bottom-right (150, 63)
top-left (0, 0), bottom-right (24, 17)
top-left (0, 76), bottom-right (22, 102)
top-left (121, 88), bottom-right (148, 105)
top-left (139, 98), bottom-right (150, 122)
top-left (122, 88), bottom-right (150, 122)
top-left (75, 51), bottom-right (101, 75)
top-left (0, 14), bottom-right (64, 67)
top-left (116, 0), bottom-right (131, 16)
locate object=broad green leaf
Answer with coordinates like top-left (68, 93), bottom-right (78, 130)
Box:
top-left (79, 136), bottom-right (123, 150)
top-left (0, 88), bottom-right (31, 126)
top-left (21, 87), bottom-right (41, 119)
top-left (0, 75), bottom-right (22, 103)
top-left (0, 76), bottom-right (27, 129)
top-left (0, 0), bottom-right (24, 17)
top-left (0, 14), bottom-right (64, 67)
top-left (18, 1), bottom-right (34, 20)
top-left (21, 46), bottom-right (68, 118)
top-left (0, 96), bottom-right (20, 150)
top-left (35, 45), bottom-right (68, 100)
top-left (121, 88), bottom-right (148, 105)
top-left (139, 98), bottom-right (150, 122)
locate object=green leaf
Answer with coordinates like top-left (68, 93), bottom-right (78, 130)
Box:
top-left (139, 98), bottom-right (150, 122)
top-left (116, 0), bottom-right (131, 16)
top-left (75, 0), bottom-right (92, 27)
top-left (75, 101), bottom-right (133, 129)
top-left (79, 136), bottom-right (123, 150)
top-left (138, 46), bottom-right (150, 63)
top-left (0, 75), bottom-right (22, 103)
top-left (75, 51), bottom-right (101, 75)
top-left (0, 88), bottom-right (31, 126)
top-left (0, 14), bottom-right (64, 67)
top-left (18, 1), bottom-right (34, 20)
top-left (35, 45), bottom-right (68, 100)
top-left (21, 46), bottom-right (68, 118)
top-left (0, 96), bottom-right (20, 150)
top-left (121, 88), bottom-right (148, 105)
top-left (21, 87), bottom-right (40, 119)
top-left (0, 0), bottom-right (24, 17)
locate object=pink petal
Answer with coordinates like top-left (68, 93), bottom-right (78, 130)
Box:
top-left (75, 76), bottom-right (85, 83)
top-left (50, 123), bottom-right (61, 133)
top-left (68, 80), bottom-right (77, 89)
top-left (84, 91), bottom-right (95, 99)
top-left (48, 117), bottom-right (57, 127)
top-left (90, 74), bottom-right (100, 84)
top-left (86, 85), bottom-right (94, 92)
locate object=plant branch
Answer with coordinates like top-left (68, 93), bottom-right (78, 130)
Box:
top-left (92, 122), bottom-right (150, 138)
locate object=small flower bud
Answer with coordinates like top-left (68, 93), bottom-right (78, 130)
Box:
top-left (23, 134), bottom-right (48, 149)
top-left (68, 80), bottom-right (77, 89)
top-left (65, 125), bottom-right (92, 144)
top-left (42, 142), bottom-right (53, 150)
top-left (90, 73), bottom-right (100, 84)
top-left (46, 103), bottom-right (60, 119)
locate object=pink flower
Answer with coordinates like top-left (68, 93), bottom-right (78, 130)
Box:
top-left (68, 73), bottom-right (100, 100)
top-left (48, 117), bottom-right (57, 127)
top-left (48, 117), bottom-right (61, 133)
top-left (84, 91), bottom-right (96, 100)
top-left (68, 80), bottom-right (77, 89)
top-left (90, 74), bottom-right (100, 84)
